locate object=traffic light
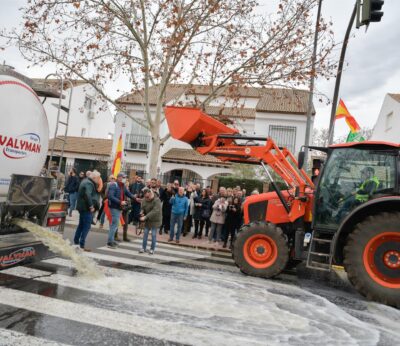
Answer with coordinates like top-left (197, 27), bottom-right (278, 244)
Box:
top-left (359, 0), bottom-right (384, 27)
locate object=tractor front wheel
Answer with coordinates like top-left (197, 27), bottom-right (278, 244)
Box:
top-left (344, 212), bottom-right (400, 308)
top-left (233, 222), bottom-right (289, 278)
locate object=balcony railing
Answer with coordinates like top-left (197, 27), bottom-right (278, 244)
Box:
top-left (125, 134), bottom-right (151, 152)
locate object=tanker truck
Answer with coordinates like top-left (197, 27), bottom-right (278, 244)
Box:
top-left (0, 66), bottom-right (67, 269)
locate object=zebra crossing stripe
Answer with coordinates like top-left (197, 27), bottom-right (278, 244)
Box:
top-left (0, 303), bottom-right (175, 346)
top-left (0, 287), bottom-right (253, 346)
top-left (3, 265), bottom-right (249, 322)
top-left (97, 246), bottom-right (237, 271)
top-left (98, 245), bottom-right (206, 260)
top-left (121, 242), bottom-right (234, 263)
top-left (128, 238), bottom-right (232, 258)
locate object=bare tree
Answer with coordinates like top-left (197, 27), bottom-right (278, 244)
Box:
top-left (313, 127), bottom-right (373, 146)
top-left (2, 0), bottom-right (335, 176)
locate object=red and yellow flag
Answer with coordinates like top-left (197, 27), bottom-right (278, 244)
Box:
top-left (335, 99), bottom-right (361, 133)
top-left (105, 132), bottom-right (125, 226)
top-left (112, 134), bottom-right (123, 176)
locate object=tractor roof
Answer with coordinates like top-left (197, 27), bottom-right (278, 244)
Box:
top-left (330, 141), bottom-right (400, 149)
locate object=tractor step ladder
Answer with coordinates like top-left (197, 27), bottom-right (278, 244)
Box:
top-left (46, 74), bottom-right (74, 173)
top-left (306, 230), bottom-right (337, 271)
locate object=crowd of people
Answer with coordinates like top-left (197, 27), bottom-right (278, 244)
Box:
top-left (64, 168), bottom-right (250, 254)
top-left (125, 176), bottom-right (248, 252)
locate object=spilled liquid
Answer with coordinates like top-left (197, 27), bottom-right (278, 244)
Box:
top-left (12, 218), bottom-right (103, 279)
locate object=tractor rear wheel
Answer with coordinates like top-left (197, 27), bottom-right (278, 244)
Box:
top-left (233, 222), bottom-right (289, 278)
top-left (344, 212), bottom-right (400, 308)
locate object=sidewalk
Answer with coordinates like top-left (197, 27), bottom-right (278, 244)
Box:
top-left (65, 211), bottom-right (231, 253)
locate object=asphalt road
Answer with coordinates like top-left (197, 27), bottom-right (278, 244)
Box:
top-left (0, 225), bottom-right (399, 345)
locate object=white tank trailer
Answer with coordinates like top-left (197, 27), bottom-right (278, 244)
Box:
top-left (0, 71), bottom-right (49, 198)
top-left (0, 66), bottom-right (66, 269)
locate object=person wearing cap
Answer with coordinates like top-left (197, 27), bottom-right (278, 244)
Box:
top-left (337, 166), bottom-right (380, 220)
top-left (107, 173), bottom-right (135, 249)
top-left (139, 188), bottom-right (162, 254)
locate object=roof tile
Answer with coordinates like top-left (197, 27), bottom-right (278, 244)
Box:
top-left (116, 84), bottom-right (313, 115)
top-left (48, 136), bottom-right (113, 157)
top-left (388, 93), bottom-right (400, 103)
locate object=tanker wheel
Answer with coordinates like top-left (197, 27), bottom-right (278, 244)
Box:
top-left (343, 212), bottom-right (400, 308)
top-left (233, 222), bottom-right (289, 278)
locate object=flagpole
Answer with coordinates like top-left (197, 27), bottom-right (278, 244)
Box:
top-left (328, 3), bottom-right (357, 145)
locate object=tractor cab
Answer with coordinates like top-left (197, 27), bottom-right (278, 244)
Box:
top-left (313, 142), bottom-right (400, 231)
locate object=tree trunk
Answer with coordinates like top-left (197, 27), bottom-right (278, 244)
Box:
top-left (148, 125), bottom-right (161, 178)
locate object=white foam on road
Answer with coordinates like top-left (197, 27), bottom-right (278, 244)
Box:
top-left (0, 328), bottom-right (71, 346)
top-left (3, 259), bottom-right (385, 345)
top-left (0, 287), bottom-right (264, 346)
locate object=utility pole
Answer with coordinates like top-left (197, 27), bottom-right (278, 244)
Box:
top-left (304, 0), bottom-right (323, 166)
top-left (327, 4), bottom-right (357, 145)
top-left (328, 0), bottom-right (384, 144)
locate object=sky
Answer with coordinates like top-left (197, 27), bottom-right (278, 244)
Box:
top-left (1, 0), bottom-right (399, 138)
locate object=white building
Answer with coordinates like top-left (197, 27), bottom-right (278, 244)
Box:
top-left (32, 79), bottom-right (115, 140)
top-left (371, 93), bottom-right (400, 142)
top-left (113, 85), bottom-right (314, 184)
top-left (32, 79), bottom-right (115, 176)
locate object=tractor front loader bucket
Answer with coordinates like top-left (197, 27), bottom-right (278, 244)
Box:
top-left (164, 106), bottom-right (238, 148)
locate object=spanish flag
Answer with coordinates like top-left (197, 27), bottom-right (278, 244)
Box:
top-left (335, 99), bottom-right (364, 142)
top-left (104, 133), bottom-right (125, 226)
top-left (112, 134), bottom-right (123, 176)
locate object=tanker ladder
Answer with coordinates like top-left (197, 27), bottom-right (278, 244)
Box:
top-left (46, 74), bottom-right (73, 173)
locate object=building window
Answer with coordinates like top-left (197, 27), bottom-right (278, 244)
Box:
top-left (125, 134), bottom-right (150, 151)
top-left (268, 125), bottom-right (297, 153)
top-left (385, 112), bottom-right (393, 132)
top-left (123, 162), bottom-right (146, 176)
top-left (81, 128), bottom-right (86, 137)
top-left (84, 96), bottom-right (93, 110)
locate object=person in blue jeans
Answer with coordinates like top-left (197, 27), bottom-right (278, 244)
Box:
top-left (64, 168), bottom-right (80, 216)
top-left (73, 171), bottom-right (101, 251)
top-left (169, 187), bottom-right (189, 244)
top-left (139, 188), bottom-right (162, 254)
top-left (107, 172), bottom-right (135, 249)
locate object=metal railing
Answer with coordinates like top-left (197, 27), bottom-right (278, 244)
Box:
top-left (125, 134), bottom-right (151, 152)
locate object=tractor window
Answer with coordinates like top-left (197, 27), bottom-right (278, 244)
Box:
top-left (314, 148), bottom-right (397, 230)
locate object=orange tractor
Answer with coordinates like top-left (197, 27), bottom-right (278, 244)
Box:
top-left (165, 106), bottom-right (400, 308)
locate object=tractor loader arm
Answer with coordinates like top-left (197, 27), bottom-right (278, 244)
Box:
top-left (165, 106), bottom-right (314, 194)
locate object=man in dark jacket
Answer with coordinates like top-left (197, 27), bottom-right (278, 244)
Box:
top-left (73, 171), bottom-right (101, 251)
top-left (129, 176), bottom-right (145, 226)
top-left (64, 168), bottom-right (80, 216)
top-left (139, 188), bottom-right (162, 254)
top-left (107, 172), bottom-right (135, 248)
